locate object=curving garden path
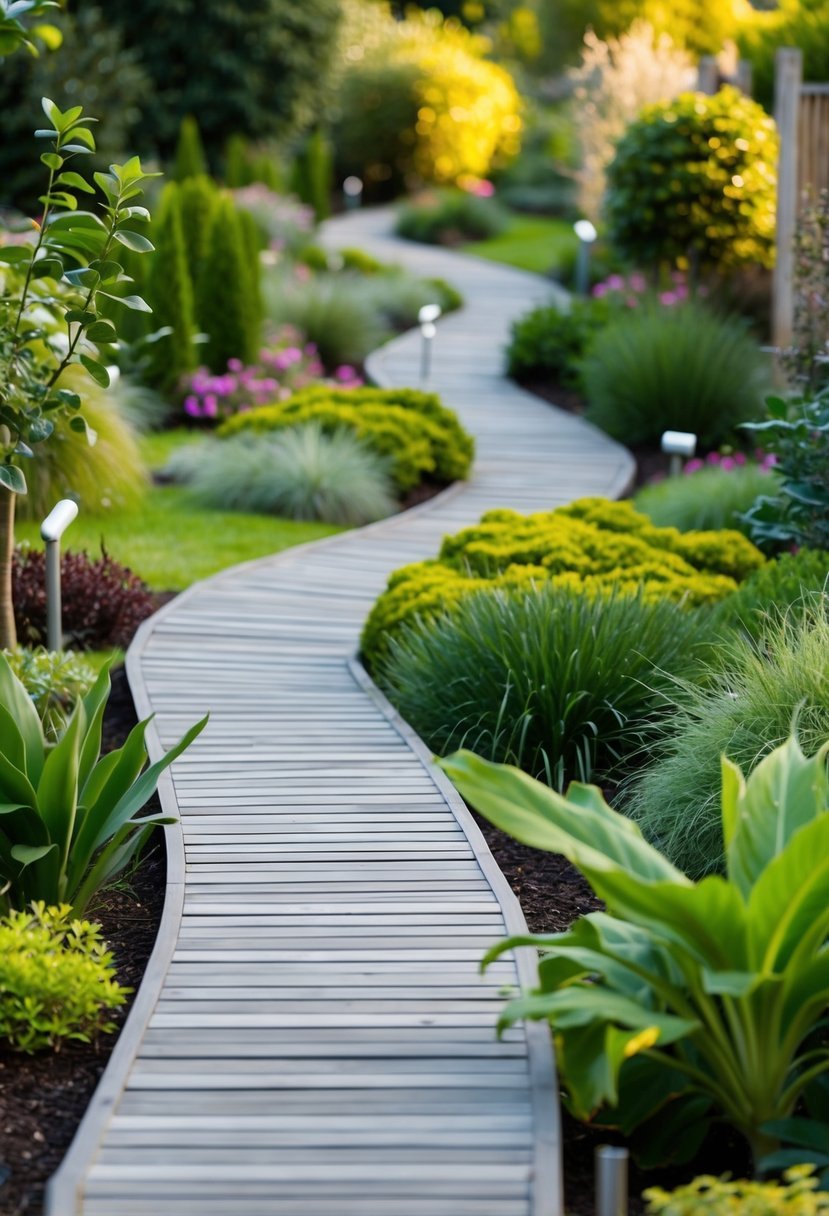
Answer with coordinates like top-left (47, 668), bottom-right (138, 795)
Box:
top-left (46, 209), bottom-right (634, 1216)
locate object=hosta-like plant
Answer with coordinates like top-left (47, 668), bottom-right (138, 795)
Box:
top-left (440, 735), bottom-right (829, 1168)
top-left (0, 653), bottom-right (206, 915)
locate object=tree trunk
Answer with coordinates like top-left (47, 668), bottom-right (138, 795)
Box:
top-left (0, 486), bottom-right (17, 650)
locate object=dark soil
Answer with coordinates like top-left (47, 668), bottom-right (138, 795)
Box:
top-left (0, 667), bottom-right (166, 1216)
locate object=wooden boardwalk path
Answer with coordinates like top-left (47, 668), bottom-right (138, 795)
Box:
top-left (46, 209), bottom-right (633, 1216)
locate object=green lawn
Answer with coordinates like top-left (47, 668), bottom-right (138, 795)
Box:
top-left (16, 430), bottom-right (342, 591)
top-left (462, 214), bottom-right (578, 276)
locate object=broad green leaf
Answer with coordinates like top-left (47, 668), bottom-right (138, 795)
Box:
top-left (27, 416), bottom-right (53, 444)
top-left (0, 463), bottom-right (27, 494)
top-left (112, 229), bottom-right (154, 253)
top-left (0, 652), bottom-right (44, 779)
top-left (748, 817), bottom-right (829, 970)
top-left (31, 255), bottom-right (62, 279)
top-left (79, 354), bottom-right (110, 388)
top-left (68, 414), bottom-right (97, 444)
top-left (88, 258), bottom-right (122, 283)
top-left (40, 151), bottom-right (62, 170)
top-left (0, 246), bottom-right (32, 265)
top-left (720, 755), bottom-right (745, 850)
top-left (36, 705), bottom-right (81, 852)
top-left (39, 190), bottom-right (77, 210)
top-left (40, 95), bottom-right (59, 125)
top-left (440, 750), bottom-right (685, 886)
top-left (97, 290), bottom-right (152, 313)
top-left (85, 320), bottom-right (117, 343)
top-left (76, 661), bottom-right (112, 794)
top-left (727, 735), bottom-right (829, 898)
top-left (62, 125), bottom-right (95, 150)
top-left (55, 170), bottom-right (95, 194)
top-left (11, 842), bottom-right (57, 867)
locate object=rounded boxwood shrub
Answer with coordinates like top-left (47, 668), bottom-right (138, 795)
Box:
top-left (395, 189), bottom-right (509, 245)
top-left (379, 583), bottom-right (711, 790)
top-left (361, 496), bottom-right (765, 669)
top-left (506, 297), bottom-right (610, 389)
top-left (604, 86), bottom-right (778, 272)
top-left (218, 386), bottom-right (475, 495)
top-left (581, 300), bottom-right (770, 447)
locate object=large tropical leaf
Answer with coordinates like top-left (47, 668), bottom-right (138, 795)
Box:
top-left (440, 750), bottom-right (686, 885)
top-left (0, 652), bottom-right (44, 781)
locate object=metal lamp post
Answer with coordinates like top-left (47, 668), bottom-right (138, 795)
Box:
top-left (40, 499), bottom-right (79, 652)
top-left (573, 219), bottom-right (598, 296)
top-left (596, 1146), bottom-right (628, 1216)
top-left (343, 176), bottom-right (363, 210)
top-left (418, 303), bottom-right (442, 388)
top-left (661, 429), bottom-right (698, 477)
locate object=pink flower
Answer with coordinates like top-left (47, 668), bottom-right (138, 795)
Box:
top-left (706, 451), bottom-right (721, 465)
top-left (184, 395), bottom-right (201, 417)
top-left (606, 274), bottom-right (625, 291)
top-left (734, 452), bottom-right (747, 465)
top-left (683, 458), bottom-right (704, 474)
top-left (720, 456), bottom-right (736, 471)
top-left (659, 291), bottom-right (679, 307)
top-left (227, 358), bottom-right (243, 373)
top-left (592, 283), bottom-right (609, 298)
top-left (629, 273), bottom-right (647, 293)
top-left (203, 394), bottom-right (219, 418)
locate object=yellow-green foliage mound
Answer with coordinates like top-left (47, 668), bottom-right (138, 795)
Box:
top-left (362, 497), bottom-right (765, 667)
top-left (218, 386), bottom-right (474, 494)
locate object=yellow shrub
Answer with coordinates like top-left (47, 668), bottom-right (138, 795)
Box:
top-left (644, 1167), bottom-right (829, 1216)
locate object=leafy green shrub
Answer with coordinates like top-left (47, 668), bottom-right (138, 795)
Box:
top-left (178, 174), bottom-right (220, 282)
top-left (624, 601), bottom-right (829, 877)
top-left (195, 194), bottom-right (260, 371)
top-left (582, 301), bottom-right (770, 447)
top-left (741, 390), bottom-right (829, 553)
top-left (333, 5), bottom-right (521, 196)
top-left (644, 1168), bottom-right (829, 1216)
top-left (264, 270), bottom-right (387, 368)
top-left (0, 902), bottom-right (127, 1053)
top-left (13, 546), bottom-right (156, 651)
top-left (379, 584), bottom-right (710, 790)
top-left (506, 297), bottom-right (609, 389)
top-left (4, 647), bottom-right (96, 740)
top-left (396, 189), bottom-right (509, 245)
top-left (635, 463), bottom-right (776, 534)
top-left (713, 549), bottom-right (829, 641)
top-left (291, 128), bottom-right (333, 222)
top-left (361, 271), bottom-right (463, 332)
top-left (441, 735), bottom-right (829, 1170)
top-left (605, 87), bottom-right (778, 272)
top-left (362, 497), bottom-right (765, 669)
top-left (738, 0), bottom-right (829, 115)
top-left (0, 653), bottom-right (206, 915)
top-left (166, 426), bottom-right (396, 525)
top-left (339, 247), bottom-right (385, 275)
top-left (14, 369), bottom-right (148, 522)
top-left (219, 385), bottom-right (474, 495)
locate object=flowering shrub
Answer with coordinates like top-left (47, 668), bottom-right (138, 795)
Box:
top-left (592, 269), bottom-right (694, 309)
top-left (684, 449), bottom-right (776, 477)
top-left (181, 325), bottom-right (362, 422)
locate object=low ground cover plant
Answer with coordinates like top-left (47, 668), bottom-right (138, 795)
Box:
top-left (13, 546), bottom-right (156, 651)
top-left (378, 584), bottom-right (710, 790)
top-left (218, 385), bottom-right (474, 496)
top-left (4, 647), bottom-right (95, 740)
top-left (362, 497), bottom-right (765, 669)
top-left (0, 653), bottom-right (206, 916)
top-left (442, 734), bottom-right (829, 1171)
top-left (644, 1168), bottom-right (829, 1215)
top-left (0, 902), bottom-right (127, 1053)
top-left (624, 601), bottom-right (829, 878)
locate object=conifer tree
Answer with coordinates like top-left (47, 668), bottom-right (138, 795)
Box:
top-left (178, 175), bottom-right (220, 287)
top-left (195, 196), bottom-right (260, 371)
top-left (174, 114), bottom-right (208, 181)
top-left (146, 183), bottom-right (197, 386)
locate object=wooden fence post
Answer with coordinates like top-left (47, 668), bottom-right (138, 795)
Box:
top-left (773, 47), bottom-right (803, 350)
top-left (697, 56), bottom-right (719, 94)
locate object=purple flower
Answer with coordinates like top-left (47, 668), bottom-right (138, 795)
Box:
top-left (659, 291), bottom-right (679, 307)
top-left (227, 358), bottom-right (243, 373)
top-left (683, 458), bottom-right (704, 474)
top-left (184, 395), bottom-right (201, 417)
top-left (203, 394), bottom-right (219, 418)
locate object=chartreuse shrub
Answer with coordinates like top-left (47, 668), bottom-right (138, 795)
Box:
top-left (582, 301), bottom-right (770, 448)
top-left (333, 3), bottom-right (521, 196)
top-left (4, 647), bottom-right (95, 740)
top-left (0, 653), bottom-right (206, 916)
top-left (605, 87), bottom-right (777, 273)
top-left (0, 902), bottom-right (127, 1053)
top-left (378, 585), bottom-right (710, 790)
top-left (713, 550), bottom-right (829, 642)
top-left (635, 463), bottom-right (776, 535)
top-left (362, 497), bottom-right (765, 669)
top-left (219, 386), bottom-right (474, 495)
top-left (644, 1169), bottom-right (829, 1216)
top-left (441, 734), bottom-right (829, 1170)
top-left (625, 603), bottom-right (829, 878)
top-left (166, 425), bottom-right (396, 526)
top-left (173, 114), bottom-right (208, 181)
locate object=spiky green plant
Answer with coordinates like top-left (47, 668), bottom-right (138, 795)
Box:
top-left (145, 182), bottom-right (197, 388)
top-left (173, 113), bottom-right (208, 181)
top-left (195, 194), bottom-right (260, 370)
top-left (635, 464), bottom-right (777, 534)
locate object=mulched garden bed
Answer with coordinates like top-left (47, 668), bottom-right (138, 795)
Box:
top-left (0, 667), bottom-right (167, 1216)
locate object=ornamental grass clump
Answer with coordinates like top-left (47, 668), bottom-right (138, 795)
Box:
top-left (0, 902), bottom-right (127, 1053)
top-left (624, 599), bottom-right (829, 877)
top-left (441, 734), bottom-right (829, 1170)
top-left (635, 461), bottom-right (776, 534)
top-left (167, 425), bottom-right (396, 526)
top-left (582, 300), bottom-right (771, 447)
top-left (362, 497), bottom-right (765, 669)
top-left (379, 584), bottom-right (710, 790)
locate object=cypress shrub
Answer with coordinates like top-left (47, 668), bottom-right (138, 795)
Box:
top-left (195, 195), bottom-right (260, 370)
top-left (146, 183), bottom-right (198, 387)
top-left (174, 114), bottom-right (209, 181)
top-left (178, 175), bottom-right (220, 286)
top-left (292, 129), bottom-right (333, 222)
